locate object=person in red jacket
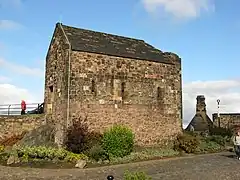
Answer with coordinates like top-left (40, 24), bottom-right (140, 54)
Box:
top-left (21, 100), bottom-right (26, 115)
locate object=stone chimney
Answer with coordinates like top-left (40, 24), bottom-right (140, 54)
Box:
top-left (196, 95), bottom-right (206, 115)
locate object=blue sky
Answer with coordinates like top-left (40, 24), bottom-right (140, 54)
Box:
top-left (0, 0), bottom-right (240, 125)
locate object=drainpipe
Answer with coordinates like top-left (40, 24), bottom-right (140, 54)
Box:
top-left (59, 23), bottom-right (71, 128)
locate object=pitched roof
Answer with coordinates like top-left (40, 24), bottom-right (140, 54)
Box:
top-left (57, 23), bottom-right (174, 64)
top-left (185, 114), bottom-right (213, 132)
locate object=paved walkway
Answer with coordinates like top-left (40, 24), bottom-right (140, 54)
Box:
top-left (0, 152), bottom-right (240, 180)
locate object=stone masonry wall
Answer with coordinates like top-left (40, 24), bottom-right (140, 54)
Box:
top-left (212, 113), bottom-right (240, 129)
top-left (68, 51), bottom-right (182, 146)
top-left (0, 115), bottom-right (45, 142)
top-left (44, 24), bottom-right (70, 146)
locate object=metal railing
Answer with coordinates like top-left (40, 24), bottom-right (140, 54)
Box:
top-left (0, 103), bottom-right (44, 116)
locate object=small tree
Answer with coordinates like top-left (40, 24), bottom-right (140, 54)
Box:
top-left (65, 118), bottom-right (89, 153)
top-left (65, 116), bottom-right (103, 154)
top-left (102, 125), bottom-right (134, 158)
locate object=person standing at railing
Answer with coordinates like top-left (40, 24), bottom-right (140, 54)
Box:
top-left (21, 100), bottom-right (26, 115)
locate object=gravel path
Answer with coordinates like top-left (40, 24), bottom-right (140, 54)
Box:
top-left (0, 152), bottom-right (239, 180)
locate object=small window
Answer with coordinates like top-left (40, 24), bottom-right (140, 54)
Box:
top-left (121, 82), bottom-right (125, 100)
top-left (157, 87), bottom-right (160, 99)
top-left (49, 85), bottom-right (54, 104)
top-left (91, 79), bottom-right (96, 95)
top-left (49, 86), bottom-right (53, 93)
top-left (116, 61), bottom-right (121, 68)
top-left (110, 75), bottom-right (114, 95)
top-left (55, 50), bottom-right (58, 59)
top-left (157, 87), bottom-right (163, 101)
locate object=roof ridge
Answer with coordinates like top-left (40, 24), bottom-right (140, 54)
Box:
top-left (55, 22), bottom-right (172, 64)
top-left (58, 22), bottom-right (145, 43)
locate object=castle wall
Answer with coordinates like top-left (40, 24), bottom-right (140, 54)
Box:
top-left (212, 113), bottom-right (240, 129)
top-left (67, 51), bottom-right (182, 146)
top-left (0, 115), bottom-right (45, 142)
top-left (44, 25), bottom-right (70, 145)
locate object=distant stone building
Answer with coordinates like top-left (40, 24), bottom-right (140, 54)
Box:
top-left (185, 95), bottom-right (213, 132)
top-left (44, 23), bottom-right (183, 147)
top-left (212, 113), bottom-right (240, 129)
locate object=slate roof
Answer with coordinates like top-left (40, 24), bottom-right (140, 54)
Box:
top-left (185, 114), bottom-right (213, 132)
top-left (57, 23), bottom-right (173, 64)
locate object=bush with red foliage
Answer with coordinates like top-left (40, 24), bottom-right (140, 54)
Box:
top-left (65, 117), bottom-right (102, 154)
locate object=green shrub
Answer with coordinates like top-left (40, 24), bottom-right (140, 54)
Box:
top-left (198, 140), bottom-right (222, 153)
top-left (183, 130), bottom-right (198, 137)
top-left (102, 125), bottom-right (134, 158)
top-left (64, 152), bottom-right (87, 162)
top-left (210, 127), bottom-right (233, 137)
top-left (124, 170), bottom-right (152, 180)
top-left (86, 144), bottom-right (109, 161)
top-left (110, 148), bottom-right (179, 164)
top-left (14, 146), bottom-right (87, 162)
top-left (0, 145), bottom-right (4, 153)
top-left (174, 133), bottom-right (200, 153)
top-left (205, 135), bottom-right (226, 146)
top-left (85, 131), bottom-right (103, 150)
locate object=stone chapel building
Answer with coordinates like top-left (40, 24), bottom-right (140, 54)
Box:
top-left (44, 23), bottom-right (183, 146)
top-left (185, 95), bottom-right (213, 132)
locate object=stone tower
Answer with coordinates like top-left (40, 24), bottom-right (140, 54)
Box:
top-left (196, 95), bottom-right (206, 115)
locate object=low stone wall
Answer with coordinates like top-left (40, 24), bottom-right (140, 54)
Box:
top-left (0, 115), bottom-right (45, 141)
top-left (212, 113), bottom-right (240, 129)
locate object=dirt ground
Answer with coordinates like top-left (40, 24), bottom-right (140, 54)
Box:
top-left (0, 152), bottom-right (239, 180)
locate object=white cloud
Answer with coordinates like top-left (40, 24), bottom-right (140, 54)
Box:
top-left (0, 0), bottom-right (22, 8)
top-left (183, 79), bottom-right (240, 128)
top-left (0, 20), bottom-right (23, 30)
top-left (0, 84), bottom-right (35, 104)
top-left (0, 83), bottom-right (42, 115)
top-left (0, 76), bottom-right (11, 83)
top-left (0, 57), bottom-right (44, 114)
top-left (0, 58), bottom-right (44, 77)
top-left (141, 0), bottom-right (214, 20)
